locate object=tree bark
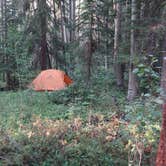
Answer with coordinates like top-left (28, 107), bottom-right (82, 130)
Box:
top-left (0, 0), bottom-right (4, 43)
top-left (104, 4), bottom-right (109, 70)
top-left (4, 0), bottom-right (11, 89)
top-left (113, 0), bottom-right (124, 87)
top-left (1, 0), bottom-right (5, 81)
top-left (39, 0), bottom-right (48, 70)
top-left (86, 11), bottom-right (93, 85)
top-left (60, 0), bottom-right (68, 43)
top-left (156, 32), bottom-right (166, 166)
top-left (76, 0), bottom-right (81, 39)
top-left (69, 0), bottom-right (75, 41)
top-left (127, 0), bottom-right (138, 101)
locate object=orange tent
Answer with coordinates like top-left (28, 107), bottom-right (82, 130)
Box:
top-left (30, 69), bottom-right (73, 91)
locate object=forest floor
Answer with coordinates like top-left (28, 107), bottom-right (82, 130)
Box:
top-left (0, 90), bottom-right (161, 165)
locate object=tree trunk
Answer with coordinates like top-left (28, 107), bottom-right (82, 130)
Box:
top-left (156, 33), bottom-right (166, 166)
top-left (1, 0), bottom-right (5, 81)
top-left (60, 0), bottom-right (68, 43)
top-left (59, 0), bottom-right (68, 71)
top-left (0, 0), bottom-right (4, 44)
top-left (104, 4), bottom-right (109, 70)
top-left (4, 0), bottom-right (11, 89)
top-left (39, 0), bottom-right (48, 70)
top-left (76, 0), bottom-right (81, 39)
top-left (127, 0), bottom-right (138, 101)
top-left (113, 0), bottom-right (124, 87)
top-left (86, 11), bottom-right (93, 85)
top-left (69, 0), bottom-right (75, 41)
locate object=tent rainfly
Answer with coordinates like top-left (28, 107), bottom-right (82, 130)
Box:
top-left (30, 69), bottom-right (73, 91)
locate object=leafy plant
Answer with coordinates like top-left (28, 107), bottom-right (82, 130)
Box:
top-left (133, 55), bottom-right (160, 95)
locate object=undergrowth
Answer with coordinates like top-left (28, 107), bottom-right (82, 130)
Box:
top-left (0, 88), bottom-right (161, 165)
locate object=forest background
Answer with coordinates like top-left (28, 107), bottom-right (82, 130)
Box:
top-left (0, 0), bottom-right (166, 165)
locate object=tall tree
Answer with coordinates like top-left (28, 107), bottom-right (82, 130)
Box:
top-left (79, 0), bottom-right (96, 84)
top-left (60, 0), bottom-right (68, 44)
top-left (156, 54), bottom-right (166, 166)
top-left (39, 0), bottom-right (48, 70)
top-left (0, 0), bottom-right (4, 78)
top-left (69, 0), bottom-right (76, 41)
top-left (127, 0), bottom-right (138, 101)
top-left (4, 0), bottom-right (11, 89)
top-left (113, 0), bottom-right (124, 87)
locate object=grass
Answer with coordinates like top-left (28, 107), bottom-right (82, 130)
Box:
top-left (0, 89), bottom-right (161, 165)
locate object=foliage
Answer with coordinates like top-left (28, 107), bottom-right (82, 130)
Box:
top-left (47, 70), bottom-right (125, 109)
top-left (133, 55), bottom-right (160, 95)
top-left (0, 0), bottom-right (165, 165)
top-left (0, 89), bottom-right (161, 165)
top-left (123, 96), bottom-right (161, 165)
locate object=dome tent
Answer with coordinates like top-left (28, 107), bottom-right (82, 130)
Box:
top-left (30, 69), bottom-right (73, 91)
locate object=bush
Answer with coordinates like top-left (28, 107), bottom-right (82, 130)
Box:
top-left (47, 83), bottom-right (97, 105)
top-left (133, 55), bottom-right (160, 95)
